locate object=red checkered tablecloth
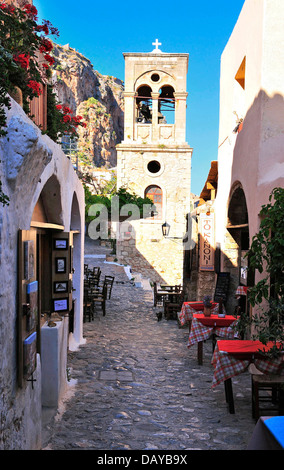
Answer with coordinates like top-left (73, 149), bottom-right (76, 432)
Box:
top-left (236, 286), bottom-right (249, 296)
top-left (212, 341), bottom-right (284, 388)
top-left (178, 301), bottom-right (221, 326)
top-left (187, 316), bottom-right (239, 348)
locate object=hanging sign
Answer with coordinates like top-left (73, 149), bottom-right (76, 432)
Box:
top-left (199, 214), bottom-right (215, 271)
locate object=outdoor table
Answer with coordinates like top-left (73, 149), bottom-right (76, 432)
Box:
top-left (235, 285), bottom-right (249, 296)
top-left (188, 314), bottom-right (239, 365)
top-left (212, 340), bottom-right (284, 414)
top-left (248, 416), bottom-right (284, 450)
top-left (160, 284), bottom-right (179, 292)
top-left (178, 301), bottom-right (220, 327)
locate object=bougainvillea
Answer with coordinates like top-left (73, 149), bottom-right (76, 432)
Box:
top-left (45, 86), bottom-right (87, 142)
top-left (0, 2), bottom-right (87, 205)
top-left (0, 2), bottom-right (59, 124)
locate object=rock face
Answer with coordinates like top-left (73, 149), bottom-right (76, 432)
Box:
top-left (52, 43), bottom-right (124, 167)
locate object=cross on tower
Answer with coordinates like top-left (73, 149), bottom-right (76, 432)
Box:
top-left (152, 39), bottom-right (162, 52)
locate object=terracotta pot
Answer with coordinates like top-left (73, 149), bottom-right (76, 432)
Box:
top-left (203, 306), bottom-right (211, 317)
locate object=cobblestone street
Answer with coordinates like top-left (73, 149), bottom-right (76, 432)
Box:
top-left (42, 238), bottom-right (256, 451)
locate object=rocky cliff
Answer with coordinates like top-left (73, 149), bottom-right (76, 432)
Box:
top-left (51, 43), bottom-right (124, 168)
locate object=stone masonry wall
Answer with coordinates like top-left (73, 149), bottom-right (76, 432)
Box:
top-left (116, 145), bottom-right (192, 285)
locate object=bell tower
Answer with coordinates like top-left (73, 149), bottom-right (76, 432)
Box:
top-left (116, 41), bottom-right (193, 285)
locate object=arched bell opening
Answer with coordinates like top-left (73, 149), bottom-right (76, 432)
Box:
top-left (136, 85), bottom-right (153, 123)
top-left (159, 85), bottom-right (175, 124)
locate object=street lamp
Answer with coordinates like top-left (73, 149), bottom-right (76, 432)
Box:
top-left (162, 222), bottom-right (170, 237)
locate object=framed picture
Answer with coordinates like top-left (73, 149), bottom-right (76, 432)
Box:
top-left (54, 281), bottom-right (68, 294)
top-left (55, 257), bottom-right (66, 274)
top-left (26, 281), bottom-right (38, 332)
top-left (23, 332), bottom-right (37, 379)
top-left (24, 240), bottom-right (35, 280)
top-left (53, 298), bottom-right (69, 312)
top-left (54, 238), bottom-right (68, 250)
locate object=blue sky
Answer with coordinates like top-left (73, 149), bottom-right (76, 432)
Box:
top-left (34, 0), bottom-right (245, 195)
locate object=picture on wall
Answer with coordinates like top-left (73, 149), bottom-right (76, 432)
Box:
top-left (54, 238), bottom-right (68, 250)
top-left (24, 240), bottom-right (35, 280)
top-left (55, 257), bottom-right (66, 274)
top-left (26, 281), bottom-right (38, 332)
top-left (23, 332), bottom-right (37, 379)
top-left (54, 281), bottom-right (68, 293)
top-left (53, 298), bottom-right (69, 312)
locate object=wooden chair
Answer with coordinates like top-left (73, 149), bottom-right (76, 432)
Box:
top-left (249, 364), bottom-right (284, 420)
top-left (153, 282), bottom-right (165, 307)
top-left (92, 283), bottom-right (107, 316)
top-left (83, 288), bottom-right (95, 322)
top-left (164, 291), bottom-right (184, 320)
top-left (103, 275), bottom-right (115, 299)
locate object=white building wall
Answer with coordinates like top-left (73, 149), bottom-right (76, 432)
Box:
top-left (0, 98), bottom-right (85, 449)
top-left (215, 0), bottom-right (284, 251)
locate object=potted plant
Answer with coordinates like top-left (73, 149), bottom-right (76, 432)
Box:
top-left (203, 295), bottom-right (212, 317)
top-left (244, 187), bottom-right (284, 357)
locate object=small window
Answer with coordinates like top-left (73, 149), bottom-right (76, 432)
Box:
top-left (235, 57), bottom-right (246, 89)
top-left (145, 185), bottom-right (163, 220)
top-left (151, 73), bottom-right (160, 82)
top-left (147, 160), bottom-right (161, 174)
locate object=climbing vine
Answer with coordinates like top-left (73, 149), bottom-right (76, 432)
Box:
top-left (244, 187), bottom-right (284, 356)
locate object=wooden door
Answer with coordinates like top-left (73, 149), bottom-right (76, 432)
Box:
top-left (18, 229), bottom-right (38, 387)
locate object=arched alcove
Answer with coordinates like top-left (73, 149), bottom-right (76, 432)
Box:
top-left (32, 175), bottom-right (63, 226)
top-left (70, 192), bottom-right (81, 231)
top-left (228, 185), bottom-right (248, 227)
top-left (224, 184), bottom-right (253, 314)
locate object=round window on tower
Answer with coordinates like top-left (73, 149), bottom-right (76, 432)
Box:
top-left (147, 160), bottom-right (161, 174)
top-left (151, 73), bottom-right (160, 83)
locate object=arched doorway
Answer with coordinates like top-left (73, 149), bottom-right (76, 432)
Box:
top-left (18, 175), bottom-right (71, 405)
top-left (225, 184), bottom-right (253, 314)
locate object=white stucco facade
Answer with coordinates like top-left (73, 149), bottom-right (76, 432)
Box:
top-left (0, 98), bottom-right (85, 449)
top-left (214, 0), bottom-right (284, 307)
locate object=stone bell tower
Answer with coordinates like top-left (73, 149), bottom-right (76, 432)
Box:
top-left (116, 40), bottom-right (193, 285)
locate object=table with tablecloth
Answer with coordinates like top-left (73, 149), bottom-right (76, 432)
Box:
top-left (187, 314), bottom-right (239, 364)
top-left (235, 286), bottom-right (249, 297)
top-left (211, 340), bottom-right (284, 413)
top-left (178, 301), bottom-right (222, 326)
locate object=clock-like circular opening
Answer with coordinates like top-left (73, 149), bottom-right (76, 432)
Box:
top-left (151, 73), bottom-right (160, 82)
top-left (147, 160), bottom-right (161, 174)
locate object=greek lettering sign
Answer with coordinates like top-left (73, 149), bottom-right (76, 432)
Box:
top-left (199, 214), bottom-right (215, 271)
